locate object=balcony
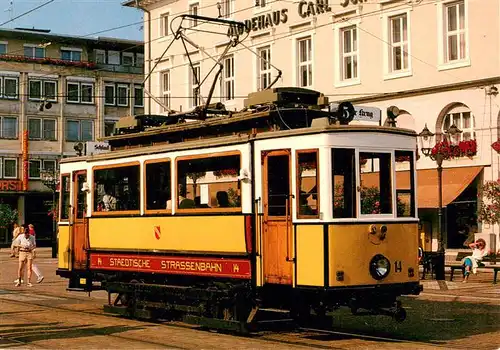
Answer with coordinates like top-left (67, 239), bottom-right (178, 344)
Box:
top-left (95, 63), bottom-right (143, 74)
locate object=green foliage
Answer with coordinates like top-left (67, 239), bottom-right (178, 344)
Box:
top-left (478, 180), bottom-right (500, 225)
top-left (0, 203), bottom-right (18, 229)
top-left (334, 185), bottom-right (407, 216)
top-left (227, 188), bottom-right (241, 207)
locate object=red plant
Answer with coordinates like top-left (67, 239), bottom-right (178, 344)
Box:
top-left (431, 139), bottom-right (477, 160)
top-left (0, 54), bottom-right (97, 69)
top-left (213, 168), bottom-right (238, 179)
top-left (492, 140), bottom-right (500, 153)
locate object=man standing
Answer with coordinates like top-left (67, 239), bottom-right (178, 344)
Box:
top-left (13, 224), bottom-right (36, 287)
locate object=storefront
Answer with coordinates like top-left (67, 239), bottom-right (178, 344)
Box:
top-left (0, 179), bottom-right (23, 245)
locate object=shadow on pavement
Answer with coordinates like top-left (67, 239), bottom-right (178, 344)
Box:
top-left (308, 298), bottom-right (500, 344)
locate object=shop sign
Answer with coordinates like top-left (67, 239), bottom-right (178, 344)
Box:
top-left (0, 180), bottom-right (22, 192)
top-left (330, 103), bottom-right (381, 123)
top-left (85, 141), bottom-right (110, 156)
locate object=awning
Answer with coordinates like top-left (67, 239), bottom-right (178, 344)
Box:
top-left (417, 166), bottom-right (483, 208)
top-left (359, 166), bottom-right (483, 209)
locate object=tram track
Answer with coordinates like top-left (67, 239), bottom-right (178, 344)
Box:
top-left (0, 287), bottom-right (469, 350)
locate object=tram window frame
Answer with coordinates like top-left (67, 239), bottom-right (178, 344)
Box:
top-left (144, 158), bottom-right (172, 214)
top-left (92, 161), bottom-right (141, 216)
top-left (359, 151), bottom-right (393, 216)
top-left (296, 149), bottom-right (319, 219)
top-left (59, 173), bottom-right (71, 221)
top-left (175, 151), bottom-right (242, 213)
top-left (395, 150), bottom-right (416, 218)
top-left (331, 148), bottom-right (356, 219)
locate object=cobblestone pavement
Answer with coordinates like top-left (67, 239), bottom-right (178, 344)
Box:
top-left (0, 248), bottom-right (499, 349)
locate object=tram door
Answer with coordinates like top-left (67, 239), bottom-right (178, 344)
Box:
top-left (71, 171), bottom-right (88, 270)
top-left (261, 150), bottom-right (293, 285)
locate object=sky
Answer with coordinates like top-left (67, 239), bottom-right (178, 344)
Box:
top-left (0, 0), bottom-right (144, 41)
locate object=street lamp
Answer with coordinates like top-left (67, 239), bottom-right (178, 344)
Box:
top-left (418, 123), bottom-right (462, 280)
top-left (40, 167), bottom-right (60, 258)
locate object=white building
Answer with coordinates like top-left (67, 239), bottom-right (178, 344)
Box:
top-left (125, 0), bottom-right (500, 251)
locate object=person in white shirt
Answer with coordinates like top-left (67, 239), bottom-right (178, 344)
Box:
top-left (10, 222), bottom-right (22, 258)
top-left (102, 190), bottom-right (117, 211)
top-left (462, 238), bottom-right (489, 283)
top-left (13, 225), bottom-right (36, 287)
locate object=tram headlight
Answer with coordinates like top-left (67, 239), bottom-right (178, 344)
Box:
top-left (369, 254), bottom-right (391, 280)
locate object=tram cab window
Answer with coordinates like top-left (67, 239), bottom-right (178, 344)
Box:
top-left (359, 152), bottom-right (392, 215)
top-left (60, 174), bottom-right (70, 220)
top-left (395, 150), bottom-right (415, 217)
top-left (145, 161), bottom-right (171, 211)
top-left (297, 150), bottom-right (319, 218)
top-left (332, 148), bottom-right (356, 218)
top-left (177, 154), bottom-right (241, 210)
top-left (93, 164), bottom-right (140, 212)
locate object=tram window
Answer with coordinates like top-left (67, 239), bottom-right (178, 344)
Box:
top-left (177, 154), bottom-right (241, 210)
top-left (145, 161), bottom-right (171, 211)
top-left (359, 152), bottom-right (392, 215)
top-left (93, 164), bottom-right (140, 212)
top-left (297, 150), bottom-right (319, 218)
top-left (60, 174), bottom-right (70, 220)
top-left (395, 150), bottom-right (415, 217)
top-left (332, 148), bottom-right (356, 218)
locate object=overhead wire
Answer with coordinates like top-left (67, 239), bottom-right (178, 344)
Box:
top-left (0, 0), bottom-right (55, 27)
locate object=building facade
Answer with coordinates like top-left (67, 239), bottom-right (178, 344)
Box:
top-left (126, 0), bottom-right (500, 251)
top-left (0, 28), bottom-right (144, 245)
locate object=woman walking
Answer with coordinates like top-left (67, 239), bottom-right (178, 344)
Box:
top-left (28, 224), bottom-right (44, 283)
top-left (10, 222), bottom-right (22, 258)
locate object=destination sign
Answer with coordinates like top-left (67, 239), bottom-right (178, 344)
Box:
top-left (90, 253), bottom-right (251, 279)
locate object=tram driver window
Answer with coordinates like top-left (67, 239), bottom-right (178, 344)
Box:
top-left (177, 154), bottom-right (241, 210)
top-left (60, 174), bottom-right (70, 220)
top-left (93, 164), bottom-right (140, 212)
top-left (395, 150), bottom-right (415, 217)
top-left (359, 152), bottom-right (392, 215)
top-left (145, 161), bottom-right (171, 211)
top-left (332, 148), bottom-right (356, 218)
top-left (297, 150), bottom-right (319, 218)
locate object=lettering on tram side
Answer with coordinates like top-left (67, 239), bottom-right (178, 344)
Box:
top-left (90, 253), bottom-right (251, 279)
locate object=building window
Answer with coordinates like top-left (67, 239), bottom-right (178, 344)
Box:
top-left (257, 46), bottom-right (271, 91)
top-left (189, 63), bottom-right (201, 107)
top-left (93, 164), bottom-right (140, 212)
top-left (340, 26), bottom-right (358, 80)
top-left (136, 53), bottom-right (144, 67)
top-left (24, 45), bottom-right (45, 59)
top-left (222, 56), bottom-right (234, 101)
top-left (104, 84), bottom-right (115, 105)
top-left (95, 49), bottom-right (106, 64)
top-left (104, 122), bottom-right (115, 137)
top-left (66, 82), bottom-right (94, 104)
top-left (0, 43), bottom-right (6, 55)
top-left (61, 48), bottom-right (82, 61)
top-left (29, 159), bottom-right (56, 179)
top-left (28, 118), bottom-right (56, 141)
top-left (442, 105), bottom-right (475, 141)
top-left (297, 37), bottom-right (312, 87)
top-left (160, 13), bottom-right (169, 37)
top-left (122, 52), bottom-right (134, 66)
top-left (2, 77), bottom-right (18, 99)
top-left (117, 84), bottom-right (129, 107)
top-left (162, 70), bottom-right (171, 111)
top-left (389, 14), bottom-right (408, 72)
top-left (189, 3), bottom-right (199, 27)
top-left (444, 1), bottom-right (467, 62)
top-left (3, 158), bottom-right (17, 179)
top-left (66, 119), bottom-right (93, 142)
top-left (221, 0), bottom-right (233, 18)
top-left (134, 85), bottom-right (144, 107)
top-left (28, 80), bottom-right (57, 101)
top-left (0, 116), bottom-right (17, 139)
top-left (108, 51), bottom-right (120, 65)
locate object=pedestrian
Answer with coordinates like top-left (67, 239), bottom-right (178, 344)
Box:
top-left (10, 222), bottom-right (22, 258)
top-left (461, 238), bottom-right (488, 283)
top-left (28, 224), bottom-right (44, 283)
top-left (13, 224), bottom-right (36, 287)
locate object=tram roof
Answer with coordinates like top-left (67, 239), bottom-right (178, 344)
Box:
top-left (61, 123), bottom-right (416, 164)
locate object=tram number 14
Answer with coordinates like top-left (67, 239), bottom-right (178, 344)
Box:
top-left (394, 261), bottom-right (402, 273)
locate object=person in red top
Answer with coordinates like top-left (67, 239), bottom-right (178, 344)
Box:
top-left (28, 224), bottom-right (44, 283)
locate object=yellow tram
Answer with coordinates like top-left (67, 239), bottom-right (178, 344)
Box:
top-left (56, 87), bottom-right (421, 331)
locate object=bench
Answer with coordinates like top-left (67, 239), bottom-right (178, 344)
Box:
top-left (446, 252), bottom-right (500, 283)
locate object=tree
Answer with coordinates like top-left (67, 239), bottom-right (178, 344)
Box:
top-left (0, 203), bottom-right (18, 239)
